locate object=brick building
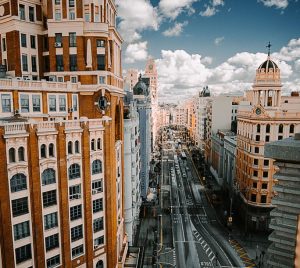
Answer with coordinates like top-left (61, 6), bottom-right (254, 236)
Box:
top-left (0, 1), bottom-right (127, 268)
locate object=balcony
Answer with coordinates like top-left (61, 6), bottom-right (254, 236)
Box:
top-left (3, 122), bottom-right (27, 136)
top-left (36, 121), bottom-right (56, 133)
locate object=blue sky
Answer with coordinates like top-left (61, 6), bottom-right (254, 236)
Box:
top-left (116, 0), bottom-right (300, 102)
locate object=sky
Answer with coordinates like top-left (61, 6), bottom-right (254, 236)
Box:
top-left (115, 0), bottom-right (300, 103)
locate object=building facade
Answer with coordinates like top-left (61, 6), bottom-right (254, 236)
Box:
top-left (236, 54), bottom-right (300, 231)
top-left (265, 134), bottom-right (300, 268)
top-left (123, 91), bottom-right (141, 246)
top-left (0, 1), bottom-right (127, 267)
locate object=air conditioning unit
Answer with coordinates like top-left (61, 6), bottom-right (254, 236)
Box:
top-left (14, 109), bottom-right (20, 115)
top-left (94, 245), bottom-right (99, 250)
top-left (55, 42), bottom-right (62, 48)
top-left (49, 76), bottom-right (56, 82)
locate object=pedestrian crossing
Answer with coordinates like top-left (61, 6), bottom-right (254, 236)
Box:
top-left (193, 230), bottom-right (216, 263)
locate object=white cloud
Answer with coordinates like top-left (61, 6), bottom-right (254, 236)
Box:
top-left (156, 45), bottom-right (295, 103)
top-left (272, 38), bottom-right (300, 62)
top-left (200, 0), bottom-right (225, 17)
top-left (116, 0), bottom-right (159, 43)
top-left (258, 0), bottom-right (289, 9)
top-left (125, 42), bottom-right (149, 63)
top-left (163, 21), bottom-right (188, 37)
top-left (159, 0), bottom-right (198, 20)
top-left (214, 36), bottom-right (225, 46)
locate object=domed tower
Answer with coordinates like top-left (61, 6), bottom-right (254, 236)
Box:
top-left (133, 74), bottom-right (149, 96)
top-left (253, 43), bottom-right (282, 109)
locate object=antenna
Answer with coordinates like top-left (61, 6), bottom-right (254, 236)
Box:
top-left (266, 41), bottom-right (272, 56)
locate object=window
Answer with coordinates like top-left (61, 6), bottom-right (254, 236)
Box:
top-left (75, 141), bottom-right (80, 153)
top-left (252, 182), bottom-right (257, 188)
top-left (1, 94), bottom-right (11, 112)
top-left (251, 194), bottom-right (256, 202)
top-left (20, 94), bottom-right (29, 112)
top-left (254, 147), bottom-right (259, 154)
top-left (69, 184), bottom-right (81, 200)
top-left (43, 190), bottom-right (57, 208)
top-left (262, 183), bottom-right (268, 190)
top-left (255, 135), bottom-right (260, 142)
top-left (69, 164), bottom-right (80, 179)
top-left (69, 0), bottom-right (75, 7)
top-left (41, 144), bottom-right (46, 158)
top-left (253, 159), bottom-right (258, 166)
top-left (19, 4), bottom-right (25, 20)
top-left (15, 244), bottom-right (32, 264)
top-left (71, 76), bottom-right (77, 83)
top-left (97, 54), bottom-right (105, 70)
top-left (22, 54), bottom-right (28, 71)
top-left (56, 55), bottom-right (64, 71)
top-left (2, 38), bottom-right (6, 51)
top-left (92, 179), bottom-right (103, 193)
top-left (69, 55), bottom-right (77, 71)
top-left (49, 95), bottom-right (56, 112)
top-left (69, 32), bottom-right (76, 47)
top-left (59, 95), bottom-right (66, 112)
top-left (96, 260), bottom-right (104, 268)
top-left (17, 147), bottom-right (25, 162)
top-left (31, 56), bottom-right (37, 72)
top-left (266, 124), bottom-right (270, 133)
top-left (21, 34), bottom-right (27, 47)
top-left (263, 171), bottom-right (268, 178)
top-left (68, 141), bottom-right (73, 154)
top-left (99, 76), bottom-right (106, 84)
top-left (9, 148), bottom-right (16, 163)
top-left (93, 198), bottom-right (103, 213)
top-left (47, 255), bottom-right (60, 268)
top-left (278, 135), bottom-right (283, 140)
top-left (261, 195), bottom-right (267, 203)
top-left (32, 95), bottom-right (41, 112)
top-left (72, 94), bottom-right (78, 111)
top-left (72, 245), bottom-right (84, 258)
top-left (94, 237), bottom-right (104, 247)
top-left (93, 217), bottom-right (104, 232)
top-left (55, 10), bottom-right (61, 21)
top-left (55, 0), bottom-right (61, 4)
top-left (44, 212), bottom-right (58, 230)
top-left (264, 159), bottom-right (269, 166)
top-left (45, 234), bottom-right (59, 251)
top-left (69, 10), bottom-right (75, 20)
top-left (257, 124), bottom-right (260, 133)
top-left (30, 35), bottom-right (36, 48)
top-left (70, 205), bottom-right (82, 220)
top-left (253, 170), bottom-right (258, 177)
top-left (266, 135), bottom-right (270, 142)
top-left (12, 197), bottom-right (28, 217)
top-left (279, 124), bottom-right (283, 133)
top-left (29, 6), bottom-right (35, 22)
top-left (55, 33), bottom-right (62, 44)
top-left (97, 40), bottom-right (105, 47)
top-left (290, 124), bottom-right (294, 133)
top-left (92, 160), bottom-right (102, 174)
top-left (71, 225), bottom-right (83, 242)
top-left (14, 221), bottom-right (30, 240)
top-left (44, 55), bottom-right (50, 72)
top-left (49, 143), bottom-right (54, 157)
top-left (42, 169), bottom-right (56, 186)
top-left (91, 139), bottom-right (95, 151)
top-left (97, 138), bottom-right (101, 150)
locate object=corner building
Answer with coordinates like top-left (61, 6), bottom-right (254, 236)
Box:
top-left (236, 55), bottom-right (300, 231)
top-left (0, 1), bottom-right (127, 268)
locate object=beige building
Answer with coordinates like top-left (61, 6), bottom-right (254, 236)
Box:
top-left (236, 54), bottom-right (300, 231)
top-left (0, 1), bottom-right (127, 268)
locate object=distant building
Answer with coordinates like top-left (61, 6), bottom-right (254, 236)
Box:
top-left (125, 69), bottom-right (139, 92)
top-left (265, 133), bottom-right (300, 268)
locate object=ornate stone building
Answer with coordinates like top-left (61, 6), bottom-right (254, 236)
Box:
top-left (0, 1), bottom-right (127, 267)
top-left (236, 53), bottom-right (300, 231)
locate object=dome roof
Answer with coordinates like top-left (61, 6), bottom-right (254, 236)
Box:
top-left (258, 57), bottom-right (278, 72)
top-left (133, 74), bottom-right (148, 96)
top-left (200, 86), bottom-right (210, 97)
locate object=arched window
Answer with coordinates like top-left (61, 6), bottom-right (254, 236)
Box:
top-left (10, 173), bottom-right (27, 192)
top-left (9, 148), bottom-right (16, 163)
top-left (91, 139), bottom-right (95, 151)
top-left (41, 144), bottom-right (46, 158)
top-left (97, 138), bottom-right (101, 150)
top-left (69, 163), bottom-right (81, 179)
top-left (75, 140), bottom-right (80, 153)
top-left (279, 124), bottom-right (283, 133)
top-left (257, 124), bottom-right (260, 133)
top-left (68, 141), bottom-right (73, 154)
top-left (266, 124), bottom-right (270, 133)
top-left (49, 143), bottom-right (54, 157)
top-left (96, 260), bottom-right (103, 268)
top-left (18, 147), bottom-right (25, 161)
top-left (42, 168), bottom-right (56, 185)
top-left (92, 160), bottom-right (102, 174)
top-left (290, 124), bottom-right (294, 133)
